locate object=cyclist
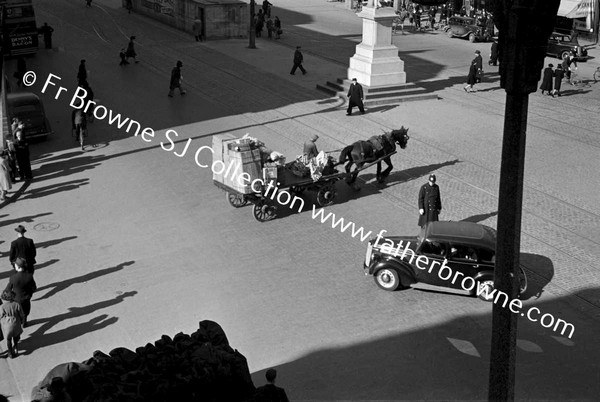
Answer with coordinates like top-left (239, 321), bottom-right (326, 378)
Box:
top-left (71, 109), bottom-right (88, 150)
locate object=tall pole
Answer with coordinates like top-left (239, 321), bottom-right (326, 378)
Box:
top-left (249, 0), bottom-right (256, 49)
top-left (487, 1), bottom-right (560, 400)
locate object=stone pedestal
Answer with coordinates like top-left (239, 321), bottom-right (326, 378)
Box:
top-left (348, 5), bottom-right (406, 87)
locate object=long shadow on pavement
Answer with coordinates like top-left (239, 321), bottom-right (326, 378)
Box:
top-left (33, 261), bottom-right (135, 302)
top-left (20, 290), bottom-right (138, 355)
top-left (36, 236), bottom-right (78, 250)
top-left (361, 159), bottom-right (461, 187)
top-left (19, 179), bottom-right (90, 201)
top-left (250, 287), bottom-right (599, 401)
top-left (0, 259), bottom-right (59, 282)
top-left (0, 212), bottom-right (53, 229)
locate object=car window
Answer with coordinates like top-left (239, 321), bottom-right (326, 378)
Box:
top-left (13, 105), bottom-right (39, 114)
top-left (420, 240), bottom-right (446, 257)
top-left (477, 247), bottom-right (495, 263)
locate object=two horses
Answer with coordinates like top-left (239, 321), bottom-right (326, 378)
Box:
top-left (338, 127), bottom-right (410, 187)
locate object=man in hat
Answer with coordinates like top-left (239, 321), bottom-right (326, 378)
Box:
top-left (290, 46), bottom-right (306, 75)
top-left (77, 59), bottom-right (87, 87)
top-left (303, 134), bottom-right (319, 160)
top-left (473, 50), bottom-right (483, 83)
top-left (38, 22), bottom-right (54, 49)
top-left (254, 368), bottom-right (289, 402)
top-left (9, 225), bottom-right (37, 273)
top-left (168, 61), bottom-right (186, 97)
top-left (5, 257), bottom-right (37, 327)
top-left (126, 36), bottom-right (138, 63)
top-left (346, 78), bottom-right (365, 116)
top-left (418, 174), bottom-right (442, 227)
top-left (540, 63), bottom-right (554, 95)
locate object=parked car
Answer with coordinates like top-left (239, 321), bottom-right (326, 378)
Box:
top-left (446, 16), bottom-right (490, 43)
top-left (363, 221), bottom-right (527, 301)
top-left (6, 92), bottom-right (52, 140)
top-left (546, 32), bottom-right (588, 60)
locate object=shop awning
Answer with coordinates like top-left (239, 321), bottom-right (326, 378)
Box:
top-left (557, 0), bottom-right (581, 17)
top-left (566, 0), bottom-right (594, 18)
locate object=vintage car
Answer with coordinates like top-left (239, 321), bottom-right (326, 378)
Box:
top-left (546, 32), bottom-right (589, 61)
top-left (363, 221), bottom-right (527, 301)
top-left (6, 92), bottom-right (53, 140)
top-left (446, 16), bottom-right (490, 42)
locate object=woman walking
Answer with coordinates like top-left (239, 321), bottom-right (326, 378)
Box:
top-left (126, 36), bottom-right (138, 63)
top-left (1, 290), bottom-right (25, 358)
top-left (0, 150), bottom-right (12, 201)
top-left (539, 63), bottom-right (554, 95)
top-left (464, 60), bottom-right (478, 92)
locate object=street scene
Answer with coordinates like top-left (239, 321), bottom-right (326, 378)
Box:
top-left (1, 0), bottom-right (600, 400)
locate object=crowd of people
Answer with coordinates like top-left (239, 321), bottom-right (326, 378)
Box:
top-left (1, 225), bottom-right (38, 359)
top-left (254, 0), bottom-right (282, 40)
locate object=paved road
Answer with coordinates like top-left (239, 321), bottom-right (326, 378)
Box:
top-left (0, 0), bottom-right (599, 400)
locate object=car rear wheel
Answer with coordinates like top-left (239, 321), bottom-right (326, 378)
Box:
top-left (374, 268), bottom-right (401, 291)
top-left (476, 279), bottom-right (495, 301)
top-left (468, 33), bottom-right (476, 43)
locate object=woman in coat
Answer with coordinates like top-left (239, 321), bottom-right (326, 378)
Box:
top-left (6, 258), bottom-right (37, 327)
top-left (0, 150), bottom-right (12, 201)
top-left (1, 290), bottom-right (25, 358)
top-left (552, 65), bottom-right (564, 97)
top-left (464, 62), bottom-right (478, 92)
top-left (540, 63), bottom-right (554, 95)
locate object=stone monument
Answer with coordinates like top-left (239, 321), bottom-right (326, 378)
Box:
top-left (348, 0), bottom-right (406, 87)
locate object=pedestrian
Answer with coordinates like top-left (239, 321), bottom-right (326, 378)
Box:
top-left (256, 10), bottom-right (265, 38)
top-left (561, 53), bottom-right (570, 83)
top-left (126, 0), bottom-right (132, 14)
top-left (119, 48), bottom-right (129, 66)
top-left (14, 130), bottom-right (33, 181)
top-left (346, 78), bottom-right (365, 116)
top-left (82, 82), bottom-right (95, 120)
top-left (489, 40), bottom-right (498, 66)
top-left (85, 0), bottom-right (92, 7)
top-left (254, 368), bottom-right (290, 402)
top-left (303, 134), bottom-right (319, 160)
top-left (0, 290), bottom-right (25, 359)
top-left (15, 57), bottom-right (26, 87)
top-left (289, 46), bottom-right (306, 75)
top-left (473, 50), bottom-right (483, 83)
top-left (9, 225), bottom-right (37, 273)
top-left (5, 257), bottom-right (37, 327)
top-left (552, 64), bottom-right (564, 97)
top-left (567, 51), bottom-right (577, 85)
top-left (168, 60), bottom-right (186, 97)
top-left (38, 22), bottom-right (54, 49)
top-left (540, 63), bottom-right (554, 95)
top-left (414, 8), bottom-right (421, 31)
top-left (126, 36), bottom-right (139, 63)
top-left (266, 17), bottom-right (274, 39)
top-left (77, 59), bottom-right (87, 86)
top-left (0, 151), bottom-right (12, 202)
top-left (464, 60), bottom-right (478, 92)
top-left (5, 129), bottom-right (17, 184)
top-left (398, 7), bottom-right (408, 34)
top-left (274, 16), bottom-right (281, 39)
top-left (192, 18), bottom-right (204, 42)
top-left (418, 174), bottom-right (442, 227)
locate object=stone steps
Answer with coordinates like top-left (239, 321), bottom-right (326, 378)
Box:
top-left (317, 78), bottom-right (439, 106)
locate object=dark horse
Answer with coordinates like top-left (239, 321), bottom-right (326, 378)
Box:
top-left (338, 127), bottom-right (410, 187)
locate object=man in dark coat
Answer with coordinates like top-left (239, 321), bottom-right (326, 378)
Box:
top-left (38, 22), bottom-right (54, 49)
top-left (14, 131), bottom-right (32, 181)
top-left (473, 50), bottom-right (483, 83)
top-left (346, 78), bottom-right (365, 116)
top-left (254, 368), bottom-right (289, 402)
top-left (464, 61), bottom-right (478, 92)
top-left (418, 174), bottom-right (442, 227)
top-left (489, 40), bottom-right (498, 66)
top-left (126, 36), bottom-right (138, 63)
top-left (9, 225), bottom-right (37, 273)
top-left (168, 60), bottom-right (186, 97)
top-left (540, 63), bottom-right (554, 95)
top-left (552, 64), bottom-right (564, 97)
top-left (290, 46), bottom-right (306, 75)
top-left (77, 59), bottom-right (87, 87)
top-left (5, 258), bottom-right (37, 327)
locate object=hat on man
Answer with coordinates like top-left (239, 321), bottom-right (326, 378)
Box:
top-left (310, 134), bottom-right (319, 142)
top-left (475, 50), bottom-right (481, 54)
top-left (176, 60), bottom-right (183, 67)
top-left (429, 174), bottom-right (436, 182)
top-left (15, 225), bottom-right (27, 234)
top-left (296, 46), bottom-right (301, 49)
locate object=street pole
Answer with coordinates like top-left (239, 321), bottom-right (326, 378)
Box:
top-left (487, 1), bottom-right (560, 400)
top-left (249, 0), bottom-right (256, 49)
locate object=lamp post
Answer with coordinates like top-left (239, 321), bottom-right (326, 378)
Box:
top-left (487, 1), bottom-right (560, 400)
top-left (249, 0), bottom-right (256, 49)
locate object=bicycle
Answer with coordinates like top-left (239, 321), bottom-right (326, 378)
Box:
top-left (569, 70), bottom-right (590, 88)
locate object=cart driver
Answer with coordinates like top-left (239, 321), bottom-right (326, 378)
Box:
top-left (303, 134), bottom-right (319, 160)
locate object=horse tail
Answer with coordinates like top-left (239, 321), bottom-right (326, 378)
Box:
top-left (338, 145), bottom-right (354, 165)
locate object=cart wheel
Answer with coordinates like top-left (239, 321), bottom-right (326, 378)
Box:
top-left (316, 183), bottom-right (336, 207)
top-left (290, 186), bottom-right (304, 195)
top-left (227, 192), bottom-right (247, 208)
top-left (253, 199), bottom-right (277, 222)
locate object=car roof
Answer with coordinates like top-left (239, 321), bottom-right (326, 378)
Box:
top-left (7, 92), bottom-right (41, 104)
top-left (423, 221), bottom-right (496, 248)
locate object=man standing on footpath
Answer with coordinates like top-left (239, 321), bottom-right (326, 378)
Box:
top-left (9, 225), bottom-right (37, 274)
top-left (290, 46), bottom-right (306, 75)
top-left (346, 78), bottom-right (365, 116)
top-left (168, 61), bottom-right (186, 97)
top-left (38, 22), bottom-right (54, 49)
top-left (418, 174), bottom-right (442, 227)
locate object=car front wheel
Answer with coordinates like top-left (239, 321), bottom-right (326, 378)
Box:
top-left (374, 268), bottom-right (401, 291)
top-left (476, 279), bottom-right (495, 301)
